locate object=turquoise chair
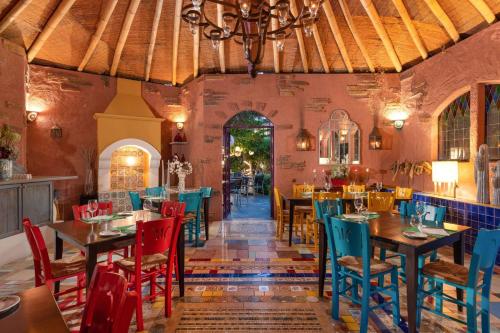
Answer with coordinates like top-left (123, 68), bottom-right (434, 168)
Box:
top-left (381, 203), bottom-right (446, 282)
top-left (200, 187), bottom-right (213, 240)
top-left (314, 198), bottom-right (343, 219)
top-left (128, 191), bottom-right (142, 211)
top-left (324, 215), bottom-right (400, 332)
top-left (179, 191), bottom-right (203, 247)
top-left (417, 229), bottom-right (500, 332)
top-left (145, 186), bottom-right (164, 197)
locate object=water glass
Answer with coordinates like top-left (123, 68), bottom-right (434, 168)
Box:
top-left (415, 201), bottom-right (425, 223)
top-left (376, 182), bottom-right (383, 192)
top-left (88, 199), bottom-right (98, 218)
top-left (354, 194), bottom-right (363, 214)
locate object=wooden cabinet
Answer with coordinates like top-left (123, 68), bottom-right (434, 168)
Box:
top-left (0, 181), bottom-right (53, 239)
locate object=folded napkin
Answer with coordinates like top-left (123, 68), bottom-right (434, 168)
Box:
top-left (112, 224), bottom-right (136, 234)
top-left (81, 214), bottom-right (121, 223)
top-left (421, 227), bottom-right (450, 237)
top-left (342, 214), bottom-right (367, 220)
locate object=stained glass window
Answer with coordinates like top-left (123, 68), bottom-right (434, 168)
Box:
top-left (438, 92), bottom-right (471, 161)
top-left (485, 85), bottom-right (500, 160)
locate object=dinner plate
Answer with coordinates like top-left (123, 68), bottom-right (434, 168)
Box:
top-left (403, 231), bottom-right (428, 239)
top-left (99, 230), bottom-right (122, 237)
top-left (0, 295), bottom-right (20, 316)
top-left (117, 212), bottom-right (134, 217)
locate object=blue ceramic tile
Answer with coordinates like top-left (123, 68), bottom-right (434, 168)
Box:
top-left (470, 205), bottom-right (478, 213)
top-left (478, 205), bottom-right (485, 215)
top-left (486, 207), bottom-right (494, 217)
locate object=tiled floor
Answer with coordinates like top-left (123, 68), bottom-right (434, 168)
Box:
top-left (1, 209), bottom-right (499, 332)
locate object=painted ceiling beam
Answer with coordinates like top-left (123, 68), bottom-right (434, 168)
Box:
top-left (145, 0), bottom-right (164, 81)
top-left (303, 0), bottom-right (329, 73)
top-left (322, 0), bottom-right (353, 72)
top-left (390, 0), bottom-right (428, 60)
top-left (0, 0), bottom-right (33, 34)
top-left (289, 0), bottom-right (308, 73)
top-left (216, 4), bottom-right (226, 73)
top-left (423, 0), bottom-right (459, 42)
top-left (172, 0), bottom-right (183, 85)
top-left (270, 0), bottom-right (280, 73)
top-left (467, 0), bottom-right (495, 24)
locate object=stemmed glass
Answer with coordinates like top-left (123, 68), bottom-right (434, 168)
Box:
top-left (87, 199), bottom-right (99, 235)
top-left (324, 179), bottom-right (331, 192)
top-left (376, 182), bottom-right (383, 192)
top-left (143, 198), bottom-right (153, 221)
top-left (415, 201), bottom-right (425, 232)
top-left (354, 193), bottom-right (363, 214)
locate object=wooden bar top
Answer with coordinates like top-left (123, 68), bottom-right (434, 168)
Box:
top-left (0, 285), bottom-right (69, 333)
top-left (0, 176), bottom-right (77, 186)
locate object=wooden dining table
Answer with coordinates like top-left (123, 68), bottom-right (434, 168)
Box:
top-left (0, 285), bottom-right (69, 332)
top-left (48, 211), bottom-right (186, 297)
top-left (316, 211), bottom-right (470, 333)
top-left (281, 192), bottom-right (366, 246)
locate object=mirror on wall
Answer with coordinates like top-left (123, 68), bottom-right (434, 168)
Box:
top-left (318, 109), bottom-right (360, 165)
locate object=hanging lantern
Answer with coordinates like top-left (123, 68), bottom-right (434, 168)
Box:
top-left (369, 126), bottom-right (382, 150)
top-left (296, 129), bottom-right (313, 151)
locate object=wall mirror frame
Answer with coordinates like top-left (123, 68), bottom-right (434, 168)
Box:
top-left (318, 109), bottom-right (361, 165)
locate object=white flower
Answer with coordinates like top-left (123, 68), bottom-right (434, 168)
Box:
top-left (168, 160), bottom-right (192, 176)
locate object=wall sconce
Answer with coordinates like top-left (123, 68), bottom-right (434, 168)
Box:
top-left (432, 161), bottom-right (458, 197)
top-left (26, 111), bottom-right (38, 122)
top-left (50, 125), bottom-right (62, 138)
top-left (369, 126), bottom-right (382, 150)
top-left (384, 103), bottom-right (409, 130)
top-left (176, 122), bottom-right (184, 130)
top-left (296, 129), bottom-right (313, 151)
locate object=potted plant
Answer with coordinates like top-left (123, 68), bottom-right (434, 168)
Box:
top-left (0, 124), bottom-right (21, 181)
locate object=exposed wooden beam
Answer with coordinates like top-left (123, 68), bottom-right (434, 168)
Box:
top-left (172, 0), bottom-right (183, 85)
top-left (78, 0), bottom-right (119, 71)
top-left (270, 0), bottom-right (280, 73)
top-left (337, 0), bottom-right (375, 72)
top-left (360, 0), bottom-right (402, 72)
top-left (303, 0), bottom-right (329, 73)
top-left (193, 26), bottom-right (200, 78)
top-left (110, 0), bottom-right (141, 76)
top-left (423, 0), bottom-right (459, 42)
top-left (144, 0), bottom-right (163, 81)
top-left (390, 0), bottom-right (427, 60)
top-left (0, 0), bottom-right (33, 34)
top-left (467, 0), bottom-right (495, 24)
top-left (216, 4), bottom-right (226, 73)
top-left (322, 0), bottom-right (353, 72)
top-left (27, 0), bottom-right (77, 62)
top-left (289, 0), bottom-right (308, 73)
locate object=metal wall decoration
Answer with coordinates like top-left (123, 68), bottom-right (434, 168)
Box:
top-left (182, 0), bottom-right (323, 77)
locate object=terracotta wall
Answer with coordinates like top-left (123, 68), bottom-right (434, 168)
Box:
top-left (179, 74), bottom-right (402, 221)
top-left (0, 39), bottom-right (26, 166)
top-left (397, 23), bottom-right (500, 201)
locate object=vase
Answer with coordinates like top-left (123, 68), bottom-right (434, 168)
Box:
top-left (178, 172), bottom-right (186, 192)
top-left (0, 159), bottom-right (12, 181)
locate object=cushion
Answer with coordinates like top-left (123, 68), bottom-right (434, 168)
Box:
top-left (50, 255), bottom-right (86, 278)
top-left (338, 256), bottom-right (394, 275)
top-left (422, 260), bottom-right (483, 286)
top-left (115, 253), bottom-right (168, 272)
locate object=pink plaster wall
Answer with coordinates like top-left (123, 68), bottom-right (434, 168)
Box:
top-left (397, 23), bottom-right (500, 201)
top-left (180, 74), bottom-right (402, 221)
top-left (0, 39), bottom-right (26, 166)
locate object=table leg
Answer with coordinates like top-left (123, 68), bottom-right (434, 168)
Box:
top-left (177, 223), bottom-right (185, 297)
top-left (288, 201), bottom-right (295, 247)
top-left (318, 223), bottom-right (327, 298)
top-left (405, 248), bottom-right (418, 333)
top-left (453, 233), bottom-right (465, 312)
top-left (204, 198), bottom-right (209, 241)
top-left (54, 232), bottom-right (63, 295)
top-left (85, 247), bottom-right (98, 288)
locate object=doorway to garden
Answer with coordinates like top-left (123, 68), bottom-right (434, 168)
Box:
top-left (222, 111), bottom-right (274, 219)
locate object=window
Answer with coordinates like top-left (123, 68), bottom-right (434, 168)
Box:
top-left (485, 84), bottom-right (500, 160)
top-left (438, 92), bottom-right (471, 161)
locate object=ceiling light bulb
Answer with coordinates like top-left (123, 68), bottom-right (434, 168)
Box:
top-left (187, 11), bottom-right (200, 35)
top-left (222, 14), bottom-right (235, 38)
top-left (192, 0), bottom-right (202, 11)
top-left (302, 15), bottom-right (314, 37)
top-left (210, 30), bottom-right (221, 50)
top-left (276, 1), bottom-right (289, 26)
top-left (309, 0), bottom-right (321, 17)
top-left (239, 0), bottom-right (251, 18)
top-left (276, 32), bottom-right (285, 52)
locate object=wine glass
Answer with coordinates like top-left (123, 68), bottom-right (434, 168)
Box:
top-left (376, 182), bottom-right (383, 192)
top-left (143, 198), bottom-right (153, 220)
top-left (324, 179), bottom-right (331, 192)
top-left (354, 194), bottom-right (363, 214)
top-left (415, 201), bottom-right (425, 232)
top-left (88, 199), bottom-right (98, 218)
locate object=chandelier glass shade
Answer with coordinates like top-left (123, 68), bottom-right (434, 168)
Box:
top-left (182, 0), bottom-right (322, 77)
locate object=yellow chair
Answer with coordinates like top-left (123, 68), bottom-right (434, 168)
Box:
top-left (342, 184), bottom-right (366, 193)
top-left (367, 192), bottom-right (395, 212)
top-left (306, 192), bottom-right (342, 248)
top-left (292, 184), bottom-right (315, 242)
top-left (273, 187), bottom-right (289, 241)
top-left (395, 186), bottom-right (413, 200)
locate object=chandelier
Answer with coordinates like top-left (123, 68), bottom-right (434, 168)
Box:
top-left (182, 0), bottom-right (323, 77)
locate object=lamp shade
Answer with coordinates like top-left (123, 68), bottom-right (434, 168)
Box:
top-left (432, 161), bottom-right (458, 183)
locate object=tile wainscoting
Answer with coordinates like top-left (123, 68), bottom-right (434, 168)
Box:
top-left (413, 193), bottom-right (500, 265)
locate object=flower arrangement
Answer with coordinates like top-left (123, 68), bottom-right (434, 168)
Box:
top-left (0, 124), bottom-right (21, 160)
top-left (168, 159), bottom-right (193, 176)
top-left (331, 164), bottom-right (349, 179)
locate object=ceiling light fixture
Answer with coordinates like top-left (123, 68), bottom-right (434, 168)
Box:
top-left (182, 0), bottom-right (323, 78)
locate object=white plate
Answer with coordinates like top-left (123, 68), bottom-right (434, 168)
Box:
top-left (0, 295), bottom-right (20, 314)
top-left (99, 230), bottom-right (122, 237)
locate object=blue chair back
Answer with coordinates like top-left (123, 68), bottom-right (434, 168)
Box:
top-left (200, 187), bottom-right (212, 198)
top-left (468, 229), bottom-right (500, 287)
top-left (328, 216), bottom-right (371, 259)
top-left (179, 191), bottom-right (203, 215)
top-left (129, 191), bottom-right (142, 211)
top-left (401, 201), bottom-right (445, 227)
top-left (314, 199), bottom-right (343, 220)
top-left (145, 186), bottom-right (163, 197)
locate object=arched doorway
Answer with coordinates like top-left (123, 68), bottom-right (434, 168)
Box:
top-left (222, 111), bottom-right (274, 219)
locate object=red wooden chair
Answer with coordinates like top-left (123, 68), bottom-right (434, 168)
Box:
top-left (79, 265), bottom-right (137, 333)
top-left (114, 215), bottom-right (183, 331)
top-left (160, 201), bottom-right (186, 282)
top-left (72, 202), bottom-right (128, 265)
top-left (23, 218), bottom-right (86, 309)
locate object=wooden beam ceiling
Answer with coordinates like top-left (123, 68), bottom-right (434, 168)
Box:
top-left (193, 25), bottom-right (200, 78)
top-left (467, 0), bottom-right (496, 24)
top-left (303, 0), bottom-right (329, 73)
top-left (78, 0), bottom-right (119, 72)
top-left (289, 0), bottom-right (308, 73)
top-left (390, 0), bottom-right (428, 60)
top-left (27, 0), bottom-right (77, 62)
top-left (270, 0), bottom-right (280, 73)
top-left (337, 0), bottom-right (375, 72)
top-left (360, 0), bottom-right (402, 72)
top-left (144, 0), bottom-right (163, 81)
top-left (216, 4), bottom-right (226, 73)
top-left (423, 0), bottom-right (459, 42)
top-left (172, 0), bottom-right (183, 85)
top-left (0, 0), bottom-right (33, 34)
top-left (322, 1), bottom-right (353, 73)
